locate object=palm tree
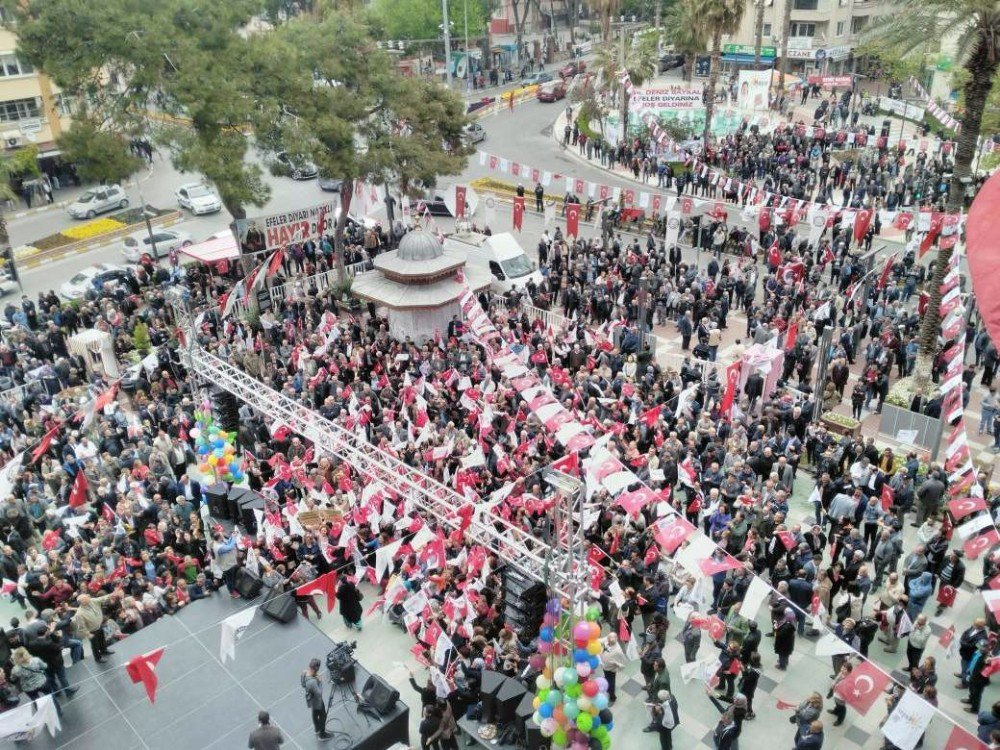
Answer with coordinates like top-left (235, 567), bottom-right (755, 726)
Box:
top-left (753, 0), bottom-right (766, 70)
top-left (697, 0), bottom-right (746, 141)
top-left (664, 0), bottom-right (709, 82)
top-left (593, 33), bottom-right (658, 130)
top-left (592, 0), bottom-right (623, 41)
top-left (864, 0), bottom-right (1000, 390)
top-left (777, 0), bottom-right (792, 93)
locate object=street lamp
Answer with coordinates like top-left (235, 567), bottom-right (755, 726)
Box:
top-left (441, 0), bottom-right (453, 87)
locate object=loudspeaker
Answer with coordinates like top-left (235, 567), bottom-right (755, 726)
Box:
top-left (361, 674), bottom-right (400, 715)
top-left (501, 567), bottom-right (547, 639)
top-left (234, 568), bottom-right (263, 600)
top-left (211, 388), bottom-right (241, 433)
top-left (227, 487), bottom-right (251, 522)
top-left (496, 677), bottom-right (527, 726)
top-left (524, 725), bottom-right (544, 750)
top-left (204, 482), bottom-right (230, 519)
top-left (479, 670), bottom-right (507, 724)
top-left (239, 493), bottom-right (266, 535)
top-left (261, 586), bottom-right (297, 623)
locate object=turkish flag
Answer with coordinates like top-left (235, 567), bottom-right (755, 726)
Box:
top-left (574, 178), bottom-right (586, 195)
top-left (126, 647), bottom-right (166, 704)
top-left (776, 530), bottom-right (797, 551)
top-left (964, 528), bottom-right (1000, 559)
top-left (651, 194), bottom-right (663, 214)
top-left (30, 422), bottom-right (61, 464)
top-left (69, 469), bottom-right (89, 508)
top-left (939, 213), bottom-right (961, 249)
top-left (919, 213), bottom-right (943, 257)
top-left (639, 404), bottom-right (662, 428)
top-left (623, 189), bottom-right (635, 206)
top-left (767, 240), bottom-right (781, 268)
top-left (877, 253), bottom-right (897, 289)
top-left (880, 485), bottom-right (894, 511)
top-left (853, 208), bottom-right (873, 243)
top-left (710, 202), bottom-right (727, 220)
top-left (719, 361), bottom-right (741, 419)
top-left (706, 615), bottom-right (726, 641)
top-left (779, 261), bottom-right (805, 285)
top-left (938, 625), bottom-right (956, 649)
top-left (698, 554), bottom-right (744, 576)
top-left (833, 660), bottom-right (891, 715)
top-left (454, 185), bottom-right (466, 219)
top-left (892, 212), bottom-right (913, 231)
top-left (488, 155), bottom-right (498, 170)
top-left (944, 724), bottom-right (984, 750)
top-left (551, 452), bottom-right (579, 476)
top-left (785, 321), bottom-right (799, 351)
top-left (296, 570), bottom-right (338, 613)
top-left (566, 203), bottom-right (580, 237)
top-left (653, 517), bottom-right (695, 554)
top-left (681, 196), bottom-right (693, 215)
top-left (512, 196), bottom-right (524, 231)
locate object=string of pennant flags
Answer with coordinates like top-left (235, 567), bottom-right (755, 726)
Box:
top-left (910, 76), bottom-right (962, 134)
top-left (450, 277), bottom-right (988, 750)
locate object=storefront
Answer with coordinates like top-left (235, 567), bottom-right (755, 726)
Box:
top-left (720, 44), bottom-right (776, 72)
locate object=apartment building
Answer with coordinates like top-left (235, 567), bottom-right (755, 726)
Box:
top-left (0, 14), bottom-right (73, 166)
top-left (720, 0), bottom-right (888, 77)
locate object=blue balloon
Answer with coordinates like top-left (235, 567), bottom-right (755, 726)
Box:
top-left (588, 655), bottom-right (600, 669)
top-left (538, 703), bottom-right (552, 719)
top-left (591, 715), bottom-right (601, 729)
top-left (574, 649), bottom-right (588, 663)
top-left (198, 446), bottom-right (209, 455)
top-left (540, 627), bottom-right (554, 642)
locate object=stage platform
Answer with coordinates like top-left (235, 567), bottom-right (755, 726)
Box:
top-left (25, 594), bottom-right (409, 750)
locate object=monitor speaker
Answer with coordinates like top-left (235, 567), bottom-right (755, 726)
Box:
top-left (204, 482), bottom-right (230, 519)
top-left (361, 674), bottom-right (400, 715)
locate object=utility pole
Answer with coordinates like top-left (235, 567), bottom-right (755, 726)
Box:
top-left (619, 22), bottom-right (627, 136)
top-left (442, 0), bottom-right (453, 87)
top-left (464, 0), bottom-right (470, 81)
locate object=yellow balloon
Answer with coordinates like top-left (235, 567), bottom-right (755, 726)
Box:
top-left (587, 641), bottom-right (603, 656)
top-left (542, 667), bottom-right (553, 679)
top-left (533, 697), bottom-right (541, 710)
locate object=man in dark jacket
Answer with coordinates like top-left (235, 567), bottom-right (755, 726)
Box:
top-left (301, 658), bottom-right (330, 740)
top-left (248, 710), bottom-right (285, 750)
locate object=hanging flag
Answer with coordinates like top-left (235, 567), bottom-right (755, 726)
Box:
top-left (566, 202), bottom-right (580, 238)
top-left (296, 570), bottom-right (338, 613)
top-left (853, 208), bottom-right (873, 243)
top-left (126, 648), bottom-right (166, 704)
top-left (512, 196), bottom-right (524, 231)
top-left (879, 689), bottom-right (936, 750)
top-left (948, 496), bottom-right (988, 520)
top-left (697, 554), bottom-right (744, 577)
top-left (944, 724), bottom-right (984, 750)
top-left (219, 606), bottom-right (258, 663)
top-left (719, 361), bottom-right (741, 420)
top-left (68, 469), bottom-right (89, 508)
top-left (964, 529), bottom-right (1000, 559)
top-left (833, 660), bottom-right (891, 715)
top-left (454, 185), bottom-right (467, 219)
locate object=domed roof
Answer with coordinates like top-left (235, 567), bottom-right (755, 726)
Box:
top-left (397, 229), bottom-right (443, 262)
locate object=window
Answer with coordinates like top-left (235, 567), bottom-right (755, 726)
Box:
top-left (0, 97), bottom-right (39, 123)
top-left (0, 54), bottom-right (32, 77)
top-left (789, 22), bottom-right (816, 36)
top-left (851, 16), bottom-right (867, 33)
top-left (763, 23), bottom-right (772, 36)
top-left (54, 93), bottom-right (77, 117)
top-left (836, 21), bottom-right (845, 36)
top-left (793, 0), bottom-right (818, 9)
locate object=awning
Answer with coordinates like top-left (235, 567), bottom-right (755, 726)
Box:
top-left (179, 233), bottom-right (239, 263)
top-left (722, 54), bottom-right (775, 64)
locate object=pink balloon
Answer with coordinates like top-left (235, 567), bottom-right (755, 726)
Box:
top-left (576, 663), bottom-right (591, 678)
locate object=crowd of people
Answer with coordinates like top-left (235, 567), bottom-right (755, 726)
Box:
top-left (0, 107), bottom-right (995, 750)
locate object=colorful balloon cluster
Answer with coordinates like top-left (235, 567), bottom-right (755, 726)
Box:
top-left (192, 410), bottom-right (245, 484)
top-left (531, 599), bottom-right (613, 750)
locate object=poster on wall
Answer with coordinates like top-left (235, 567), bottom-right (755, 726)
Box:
top-left (737, 70), bottom-right (771, 111)
top-left (628, 86), bottom-right (703, 114)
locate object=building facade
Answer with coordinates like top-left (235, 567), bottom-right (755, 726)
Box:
top-left (720, 0), bottom-right (889, 79)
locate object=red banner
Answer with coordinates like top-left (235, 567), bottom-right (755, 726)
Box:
top-left (512, 196), bottom-right (524, 231)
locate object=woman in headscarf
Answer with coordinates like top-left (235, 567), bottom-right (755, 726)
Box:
top-left (773, 607), bottom-right (797, 670)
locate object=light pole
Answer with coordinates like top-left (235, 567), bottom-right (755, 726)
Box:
top-left (442, 0), bottom-right (453, 87)
top-left (464, 0), bottom-right (470, 82)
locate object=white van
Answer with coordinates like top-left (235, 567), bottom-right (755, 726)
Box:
top-left (444, 229), bottom-right (543, 293)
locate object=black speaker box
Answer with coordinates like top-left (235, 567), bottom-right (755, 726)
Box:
top-left (204, 482), bottom-right (230, 519)
top-left (239, 493), bottom-right (266, 535)
top-left (211, 388), bottom-right (241, 433)
top-left (227, 487), bottom-right (251, 522)
top-left (261, 586), bottom-right (297, 623)
top-left (524, 724), bottom-right (544, 750)
top-left (234, 568), bottom-right (263, 600)
top-left (361, 674), bottom-right (400, 715)
top-left (496, 678), bottom-right (527, 726)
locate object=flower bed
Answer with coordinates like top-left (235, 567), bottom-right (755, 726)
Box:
top-left (820, 410), bottom-right (861, 438)
top-left (61, 217), bottom-right (127, 241)
top-left (18, 206), bottom-right (174, 257)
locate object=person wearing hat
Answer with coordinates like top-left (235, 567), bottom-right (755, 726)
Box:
top-left (301, 658), bottom-right (330, 740)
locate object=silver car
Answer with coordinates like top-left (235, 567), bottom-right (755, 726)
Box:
top-left (121, 228), bottom-right (193, 262)
top-left (67, 185), bottom-right (128, 219)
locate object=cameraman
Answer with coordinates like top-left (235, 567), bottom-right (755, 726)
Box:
top-left (301, 658), bottom-right (331, 740)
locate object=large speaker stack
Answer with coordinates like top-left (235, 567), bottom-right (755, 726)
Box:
top-left (500, 566), bottom-right (547, 639)
top-left (211, 387), bottom-right (241, 434)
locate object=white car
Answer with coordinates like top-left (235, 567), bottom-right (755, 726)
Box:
top-left (174, 183), bottom-right (222, 215)
top-left (121, 228), bottom-right (193, 262)
top-left (67, 185), bottom-right (129, 219)
top-left (59, 263), bottom-right (130, 300)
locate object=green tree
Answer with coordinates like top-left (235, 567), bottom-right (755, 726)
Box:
top-left (777, 0), bottom-right (791, 92)
top-left (8, 0), bottom-right (269, 220)
top-left (371, 0), bottom-right (489, 43)
top-left (57, 116), bottom-right (144, 186)
top-left (696, 0), bottom-right (745, 141)
top-left (593, 33), bottom-right (658, 131)
top-left (663, 0), bottom-right (708, 81)
top-left (251, 5), bottom-right (469, 281)
top-left (863, 0), bottom-right (1000, 388)
top-left (0, 147), bottom-right (39, 272)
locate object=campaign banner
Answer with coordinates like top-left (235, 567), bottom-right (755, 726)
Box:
top-left (807, 75), bottom-right (853, 89)
top-left (628, 86), bottom-right (702, 113)
top-left (236, 201), bottom-right (339, 253)
top-left (879, 96), bottom-right (926, 121)
top-left (738, 70), bottom-right (771, 111)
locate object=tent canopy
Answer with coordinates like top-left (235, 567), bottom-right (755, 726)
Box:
top-left (179, 233), bottom-right (239, 263)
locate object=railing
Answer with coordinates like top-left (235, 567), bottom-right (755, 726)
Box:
top-left (878, 404), bottom-right (944, 460)
top-left (226, 260), bottom-right (375, 317)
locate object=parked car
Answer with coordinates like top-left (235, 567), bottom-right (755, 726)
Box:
top-left (318, 175), bottom-right (344, 192)
top-left (559, 60), bottom-right (586, 79)
top-left (59, 263), bottom-right (130, 300)
top-left (520, 71), bottom-right (554, 87)
top-left (121, 228), bottom-right (194, 262)
top-left (270, 151), bottom-right (318, 180)
top-left (463, 122), bottom-right (487, 145)
top-left (536, 81), bottom-right (568, 102)
top-left (174, 182), bottom-right (222, 215)
top-left (658, 53), bottom-right (685, 72)
top-left (67, 185), bottom-right (128, 219)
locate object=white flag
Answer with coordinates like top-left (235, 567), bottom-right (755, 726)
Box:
top-left (220, 606), bottom-right (258, 663)
top-left (625, 634), bottom-right (641, 661)
top-left (0, 694), bottom-right (60, 741)
top-left (375, 539), bottom-right (403, 582)
top-left (957, 513), bottom-right (992, 540)
top-left (879, 689), bottom-right (935, 750)
top-left (815, 632), bottom-right (855, 657)
top-left (741, 577), bottom-right (771, 620)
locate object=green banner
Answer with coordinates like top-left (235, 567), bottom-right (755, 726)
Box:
top-left (723, 43), bottom-right (776, 57)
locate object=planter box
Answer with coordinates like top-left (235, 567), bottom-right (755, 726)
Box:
top-left (821, 414), bottom-right (861, 439)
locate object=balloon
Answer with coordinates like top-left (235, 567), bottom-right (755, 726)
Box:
top-left (593, 724), bottom-right (608, 739)
top-left (533, 697), bottom-right (542, 710)
top-left (576, 663), bottom-right (591, 678)
top-left (566, 683), bottom-right (582, 698)
top-left (540, 718), bottom-right (557, 737)
top-left (535, 676), bottom-right (551, 691)
top-left (586, 606), bottom-right (600, 622)
top-left (588, 655), bottom-right (600, 670)
top-left (537, 688), bottom-right (549, 702)
top-left (190, 427), bottom-right (201, 439)
top-left (582, 680), bottom-right (599, 698)
top-left (591, 714), bottom-right (601, 730)
top-left (563, 669), bottom-right (578, 685)
top-left (574, 622), bottom-right (591, 640)
top-left (532, 711), bottom-right (542, 727)
top-left (553, 704), bottom-right (566, 724)
top-left (543, 612), bottom-right (558, 627)
top-left (589, 622), bottom-right (601, 640)
top-left (538, 703), bottom-right (553, 719)
top-left (552, 729), bottom-right (567, 746)
top-left (593, 693), bottom-right (609, 711)
top-left (595, 678), bottom-right (608, 693)
top-left (575, 713), bottom-right (592, 733)
top-left (573, 648), bottom-right (588, 663)
top-left (546, 689), bottom-right (561, 706)
top-left (538, 641), bottom-right (553, 655)
top-left (530, 655), bottom-right (546, 672)
top-left (540, 627), bottom-right (554, 642)
top-left (577, 696), bottom-right (591, 712)
top-left (546, 599), bottom-right (561, 614)
top-left (564, 702), bottom-right (580, 720)
top-left (598, 709), bottom-right (613, 725)
top-left (208, 455), bottom-right (218, 466)
top-left (587, 640), bottom-right (603, 656)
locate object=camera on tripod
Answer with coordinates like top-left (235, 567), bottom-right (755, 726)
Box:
top-left (326, 641), bottom-right (358, 684)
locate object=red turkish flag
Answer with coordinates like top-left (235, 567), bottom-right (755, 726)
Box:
top-left (454, 185), bottom-right (466, 219)
top-left (720, 361), bottom-right (741, 420)
top-left (938, 624), bottom-right (955, 649)
top-left (488, 155), bottom-right (498, 170)
top-left (653, 517), bottom-right (695, 554)
top-left (574, 178), bottom-right (586, 195)
top-left (880, 484), bottom-right (894, 511)
top-left (706, 615), bottom-right (727, 641)
top-left (945, 723), bottom-right (989, 750)
top-left (510, 163), bottom-right (521, 177)
top-left (785, 321), bottom-right (799, 351)
top-left (877, 252), bottom-right (897, 289)
top-left (939, 213), bottom-right (961, 250)
top-left (566, 203), bottom-right (581, 237)
top-left (853, 208), bottom-right (873, 243)
top-left (776, 530), bottom-right (797, 551)
top-left (892, 212), bottom-right (913, 231)
top-left (598, 184), bottom-right (611, 201)
top-left (639, 404), bottom-right (662, 428)
top-left (919, 213), bottom-right (943, 257)
top-left (512, 196), bottom-right (524, 231)
top-left (698, 554), bottom-right (744, 576)
top-left (767, 240), bottom-right (781, 268)
top-left (833, 660), bottom-right (891, 715)
top-left (965, 529), bottom-right (1000, 559)
top-left (30, 422), bottom-right (61, 464)
top-left (710, 202), bottom-right (727, 220)
top-left (681, 196), bottom-right (693, 215)
top-left (296, 570), bottom-right (338, 613)
top-left (69, 469), bottom-right (89, 508)
top-left (616, 487), bottom-right (658, 518)
top-left (623, 189), bottom-right (635, 206)
top-left (651, 194), bottom-right (663, 214)
top-left (126, 647), bottom-right (166, 704)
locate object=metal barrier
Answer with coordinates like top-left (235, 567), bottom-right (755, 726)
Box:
top-left (226, 261), bottom-right (375, 317)
top-left (878, 403), bottom-right (944, 460)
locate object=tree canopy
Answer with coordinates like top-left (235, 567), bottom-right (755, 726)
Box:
top-left (370, 0), bottom-right (490, 44)
top-left (57, 117), bottom-right (144, 186)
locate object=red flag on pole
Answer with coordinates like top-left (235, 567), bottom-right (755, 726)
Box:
top-left (551, 452), bottom-right (580, 476)
top-left (296, 570), bottom-right (338, 613)
top-left (512, 196), bottom-right (524, 231)
top-left (880, 485), bottom-right (894, 511)
top-left (639, 404), bottom-right (662, 428)
top-left (853, 208), bottom-right (873, 243)
top-left (126, 647), bottom-right (165, 704)
top-left (566, 203), bottom-right (580, 238)
top-left (720, 361), bottom-right (741, 420)
top-left (454, 186), bottom-right (467, 219)
top-left (767, 240), bottom-right (781, 268)
top-left (69, 469), bottom-right (89, 508)
top-left (877, 253), bottom-right (897, 289)
top-left (785, 321), bottom-right (799, 351)
top-left (31, 422), bottom-right (61, 464)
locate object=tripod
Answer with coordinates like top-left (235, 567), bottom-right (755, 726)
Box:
top-left (326, 677), bottom-right (379, 731)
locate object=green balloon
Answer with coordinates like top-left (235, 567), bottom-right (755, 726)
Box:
top-left (552, 729), bottom-right (567, 746)
top-left (586, 606), bottom-right (601, 622)
top-left (538, 688), bottom-right (549, 702)
top-left (566, 683), bottom-right (582, 698)
top-left (576, 713), bottom-right (593, 733)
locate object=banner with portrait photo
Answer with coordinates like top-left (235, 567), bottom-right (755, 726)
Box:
top-left (737, 70), bottom-right (771, 111)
